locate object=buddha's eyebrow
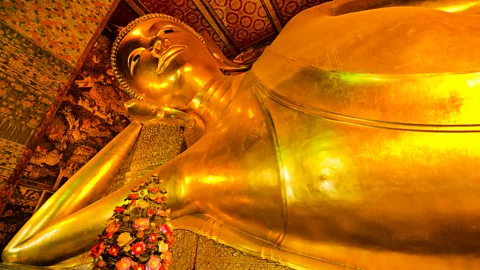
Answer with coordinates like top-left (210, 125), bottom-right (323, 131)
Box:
top-left (163, 29), bottom-right (174, 34)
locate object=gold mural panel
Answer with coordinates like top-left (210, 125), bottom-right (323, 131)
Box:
top-left (195, 236), bottom-right (291, 269)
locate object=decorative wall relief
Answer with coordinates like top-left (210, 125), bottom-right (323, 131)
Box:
top-left (0, 35), bottom-right (131, 251)
top-left (0, 0), bottom-right (115, 65)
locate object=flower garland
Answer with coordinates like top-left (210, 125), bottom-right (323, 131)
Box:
top-left (91, 174), bottom-right (174, 270)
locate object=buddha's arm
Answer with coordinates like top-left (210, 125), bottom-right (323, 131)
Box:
top-left (2, 121), bottom-right (142, 264)
top-left (1, 178), bottom-right (138, 265)
top-left (331, 0), bottom-right (480, 15)
top-left (1, 149), bottom-right (199, 265)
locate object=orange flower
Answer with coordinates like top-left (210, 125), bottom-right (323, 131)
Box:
top-left (90, 242), bottom-right (106, 258)
top-left (114, 206), bottom-right (125, 213)
top-left (133, 264), bottom-right (145, 270)
top-left (131, 241), bottom-right (147, 255)
top-left (148, 209), bottom-right (154, 217)
top-left (116, 257), bottom-right (132, 270)
top-left (131, 186), bottom-right (139, 192)
top-left (106, 222), bottom-right (121, 234)
top-left (148, 187), bottom-right (159, 194)
top-left (96, 260), bottom-right (105, 268)
top-left (133, 218), bottom-right (150, 231)
top-left (166, 236), bottom-right (174, 248)
top-left (154, 196), bottom-right (167, 204)
top-left (129, 193), bottom-right (140, 200)
top-left (163, 251), bottom-right (173, 265)
top-left (108, 245), bottom-right (120, 256)
top-left (146, 255), bottom-right (162, 270)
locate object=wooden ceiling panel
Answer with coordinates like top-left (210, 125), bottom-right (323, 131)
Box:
top-left (203, 0), bottom-right (276, 50)
top-left (109, 1), bottom-right (140, 27)
top-left (137, 0), bottom-right (234, 56)
top-left (108, 0), bottom-right (332, 59)
top-left (273, 0), bottom-right (330, 23)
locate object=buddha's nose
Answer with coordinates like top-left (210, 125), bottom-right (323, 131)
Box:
top-left (151, 38), bottom-right (171, 58)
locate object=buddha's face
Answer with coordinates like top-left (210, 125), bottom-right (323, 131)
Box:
top-left (115, 18), bottom-right (223, 109)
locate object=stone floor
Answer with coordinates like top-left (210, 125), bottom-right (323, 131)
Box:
top-left (0, 264), bottom-right (45, 269)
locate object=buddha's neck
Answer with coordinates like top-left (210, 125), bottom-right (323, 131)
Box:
top-left (188, 74), bottom-right (246, 128)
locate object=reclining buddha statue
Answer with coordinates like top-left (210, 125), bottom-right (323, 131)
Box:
top-left (4, 0), bottom-right (480, 268)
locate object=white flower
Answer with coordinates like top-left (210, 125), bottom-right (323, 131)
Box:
top-left (158, 241), bottom-right (169, 252)
top-left (117, 232), bottom-right (133, 247)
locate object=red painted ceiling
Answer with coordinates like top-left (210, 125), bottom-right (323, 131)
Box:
top-left (107, 0), bottom-right (330, 58)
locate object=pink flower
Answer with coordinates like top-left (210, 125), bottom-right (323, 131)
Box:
top-left (131, 241), bottom-right (147, 255)
top-left (146, 255), bottom-right (162, 270)
top-left (148, 209), bottom-right (154, 217)
top-left (116, 257), bottom-right (132, 270)
top-left (159, 224), bottom-right (172, 237)
top-left (133, 218), bottom-right (150, 231)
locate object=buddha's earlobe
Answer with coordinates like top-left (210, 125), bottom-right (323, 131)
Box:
top-left (202, 36), bottom-right (251, 74)
top-left (209, 50), bottom-right (251, 74)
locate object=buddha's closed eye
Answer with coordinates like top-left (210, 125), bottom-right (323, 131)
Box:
top-left (128, 47), bottom-right (146, 76)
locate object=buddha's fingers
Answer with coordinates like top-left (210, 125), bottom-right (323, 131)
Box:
top-left (1, 182), bottom-right (132, 265)
top-left (3, 121), bottom-right (142, 258)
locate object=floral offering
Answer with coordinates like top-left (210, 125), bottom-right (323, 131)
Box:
top-left (91, 174), bottom-right (174, 269)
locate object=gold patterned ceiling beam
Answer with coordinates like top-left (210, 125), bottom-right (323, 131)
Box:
top-left (261, 0), bottom-right (284, 32)
top-left (123, 0), bottom-right (149, 16)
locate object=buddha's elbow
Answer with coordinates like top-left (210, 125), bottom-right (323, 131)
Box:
top-left (2, 244), bottom-right (20, 264)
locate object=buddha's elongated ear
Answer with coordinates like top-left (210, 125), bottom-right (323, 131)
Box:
top-left (203, 35), bottom-right (251, 74)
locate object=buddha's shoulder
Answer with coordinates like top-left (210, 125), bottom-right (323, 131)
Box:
top-left (265, 4), bottom-right (480, 74)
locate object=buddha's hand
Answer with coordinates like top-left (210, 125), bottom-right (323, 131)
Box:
top-left (124, 99), bottom-right (195, 128)
top-left (125, 99), bottom-right (163, 123)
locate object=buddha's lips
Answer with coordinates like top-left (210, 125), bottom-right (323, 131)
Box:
top-left (156, 45), bottom-right (186, 75)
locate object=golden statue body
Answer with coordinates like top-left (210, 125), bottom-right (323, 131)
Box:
top-left (4, 0), bottom-right (480, 268)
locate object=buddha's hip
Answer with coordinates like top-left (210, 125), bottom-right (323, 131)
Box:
top-left (267, 103), bottom-right (480, 255)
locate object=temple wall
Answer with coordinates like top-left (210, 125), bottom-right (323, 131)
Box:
top-left (0, 0), bottom-right (119, 250)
